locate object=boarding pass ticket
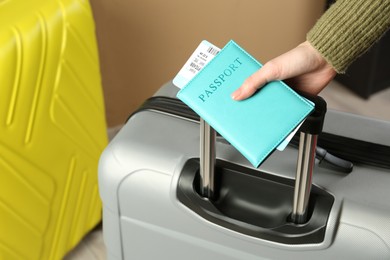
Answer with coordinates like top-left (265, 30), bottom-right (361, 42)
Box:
top-left (173, 40), bottom-right (220, 89)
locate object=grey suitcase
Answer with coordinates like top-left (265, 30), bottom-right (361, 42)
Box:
top-left (99, 81), bottom-right (390, 259)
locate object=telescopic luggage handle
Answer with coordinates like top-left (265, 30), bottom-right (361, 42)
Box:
top-left (291, 94), bottom-right (327, 224)
top-left (199, 119), bottom-right (216, 199)
top-left (199, 94), bottom-right (327, 224)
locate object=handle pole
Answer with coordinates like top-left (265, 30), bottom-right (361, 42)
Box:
top-left (200, 119), bottom-right (216, 199)
top-left (292, 132), bottom-right (318, 224)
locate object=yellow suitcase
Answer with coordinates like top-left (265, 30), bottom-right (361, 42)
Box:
top-left (0, 0), bottom-right (107, 259)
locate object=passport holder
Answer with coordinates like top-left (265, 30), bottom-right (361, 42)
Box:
top-left (177, 40), bottom-right (314, 167)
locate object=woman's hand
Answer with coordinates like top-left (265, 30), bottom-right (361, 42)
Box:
top-left (231, 41), bottom-right (337, 100)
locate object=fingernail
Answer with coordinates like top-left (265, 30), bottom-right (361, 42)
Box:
top-left (231, 89), bottom-right (241, 100)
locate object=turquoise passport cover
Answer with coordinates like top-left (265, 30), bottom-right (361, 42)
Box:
top-left (177, 40), bottom-right (314, 167)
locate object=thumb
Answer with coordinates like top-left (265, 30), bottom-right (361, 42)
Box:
top-left (231, 62), bottom-right (281, 101)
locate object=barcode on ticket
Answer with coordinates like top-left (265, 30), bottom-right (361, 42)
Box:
top-left (173, 40), bottom-right (221, 89)
top-left (207, 46), bottom-right (219, 56)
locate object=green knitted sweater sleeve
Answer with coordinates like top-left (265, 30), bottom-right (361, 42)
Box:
top-left (307, 0), bottom-right (390, 73)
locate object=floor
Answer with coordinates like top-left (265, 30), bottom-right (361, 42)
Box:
top-left (64, 80), bottom-right (390, 259)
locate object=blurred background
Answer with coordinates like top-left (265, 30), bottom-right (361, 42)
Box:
top-left (90, 0), bottom-right (328, 126)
